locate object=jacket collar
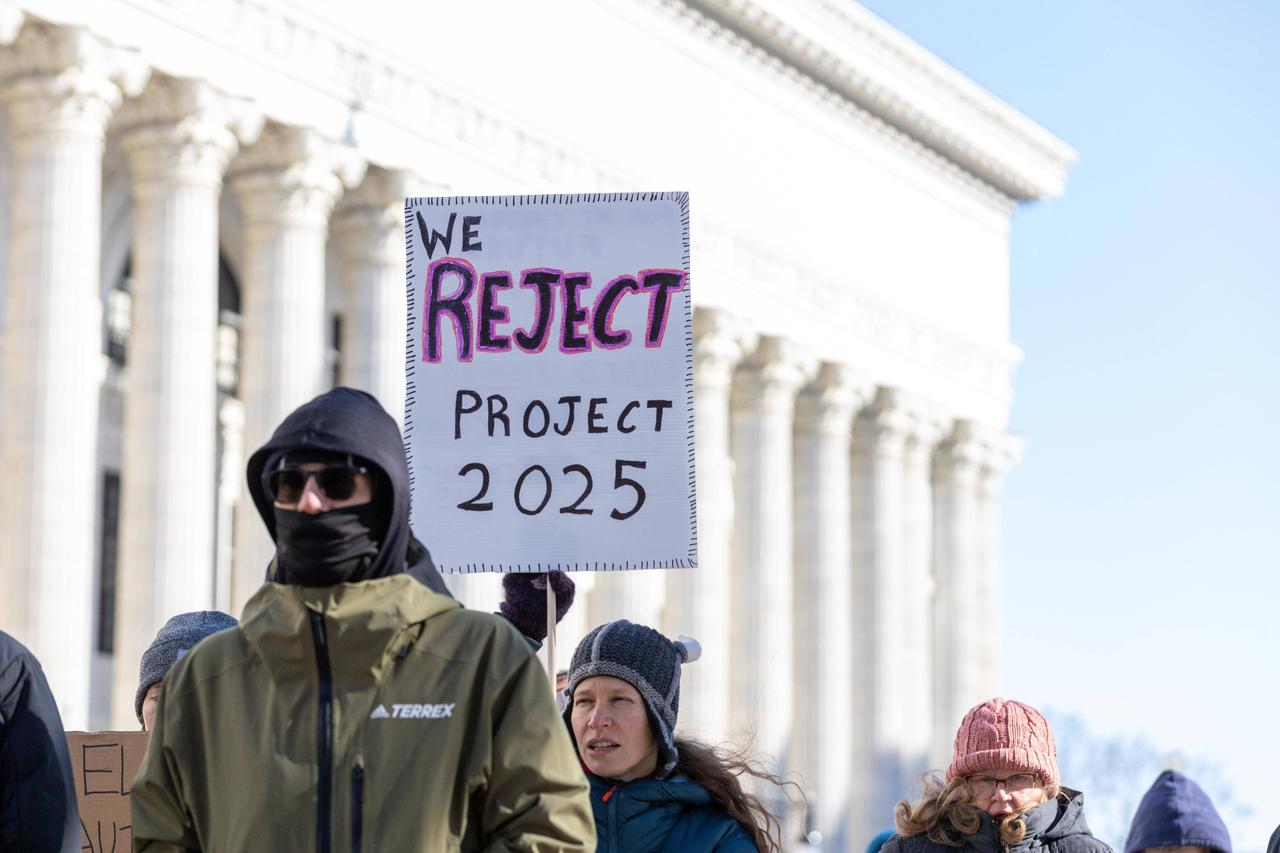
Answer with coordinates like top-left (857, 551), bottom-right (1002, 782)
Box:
top-left (970, 792), bottom-right (1090, 853)
top-left (239, 574), bottom-right (460, 687)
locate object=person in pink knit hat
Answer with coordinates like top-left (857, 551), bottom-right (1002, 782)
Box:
top-left (883, 698), bottom-right (1113, 853)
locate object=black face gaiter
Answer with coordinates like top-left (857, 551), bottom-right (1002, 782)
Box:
top-left (273, 505), bottom-right (382, 586)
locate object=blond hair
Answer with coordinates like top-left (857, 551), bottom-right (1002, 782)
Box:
top-left (894, 772), bottom-right (1061, 847)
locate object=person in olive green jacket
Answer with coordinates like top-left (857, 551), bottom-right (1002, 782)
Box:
top-left (131, 387), bottom-right (594, 852)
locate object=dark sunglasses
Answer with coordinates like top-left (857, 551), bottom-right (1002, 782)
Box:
top-left (265, 458), bottom-right (369, 504)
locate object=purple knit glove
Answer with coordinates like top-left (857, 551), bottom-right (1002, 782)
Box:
top-left (498, 572), bottom-right (576, 641)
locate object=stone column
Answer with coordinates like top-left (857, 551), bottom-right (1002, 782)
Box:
top-left (215, 397), bottom-right (245, 614)
top-left (228, 124), bottom-right (364, 613)
top-left (974, 431), bottom-right (1022, 702)
top-left (555, 570), bottom-right (595, 664)
top-left (662, 307), bottom-right (754, 742)
top-left (792, 362), bottom-right (870, 850)
top-left (109, 76), bottom-right (258, 726)
top-left (849, 387), bottom-right (914, 843)
top-left (728, 336), bottom-right (809, 773)
top-left (930, 421), bottom-right (986, 767)
top-left (900, 407), bottom-right (947, 783)
top-left (332, 166), bottom-right (420, 426)
top-left (0, 22), bottom-right (144, 727)
top-left (587, 569), bottom-right (666, 640)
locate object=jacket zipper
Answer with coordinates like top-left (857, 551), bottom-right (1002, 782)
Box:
top-left (604, 785), bottom-right (619, 853)
top-left (309, 611), bottom-right (334, 853)
top-left (351, 764), bottom-right (364, 853)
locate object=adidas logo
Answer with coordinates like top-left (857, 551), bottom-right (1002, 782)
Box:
top-left (369, 702), bottom-right (455, 720)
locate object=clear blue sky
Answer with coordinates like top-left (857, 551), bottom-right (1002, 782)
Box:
top-left (859, 2), bottom-right (1279, 849)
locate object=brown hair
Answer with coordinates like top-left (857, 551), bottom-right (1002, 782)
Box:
top-left (674, 737), bottom-right (791, 853)
top-left (894, 772), bottom-right (1061, 847)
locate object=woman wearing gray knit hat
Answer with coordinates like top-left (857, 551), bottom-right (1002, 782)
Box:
top-left (885, 698), bottom-right (1112, 853)
top-left (564, 619), bottom-right (785, 852)
top-left (136, 611), bottom-right (237, 731)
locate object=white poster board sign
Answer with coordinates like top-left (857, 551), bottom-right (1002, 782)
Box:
top-left (404, 193), bottom-right (696, 573)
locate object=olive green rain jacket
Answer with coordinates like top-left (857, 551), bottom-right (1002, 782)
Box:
top-left (130, 574), bottom-right (594, 852)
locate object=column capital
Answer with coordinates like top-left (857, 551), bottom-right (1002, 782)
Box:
top-left (732, 335), bottom-right (814, 415)
top-left (229, 123), bottom-right (366, 228)
top-left (1, 5), bottom-right (24, 45)
top-left (116, 75), bottom-right (261, 188)
top-left (333, 166), bottom-right (427, 259)
top-left (0, 21), bottom-right (148, 137)
top-left (796, 361), bottom-right (873, 435)
top-left (902, 401), bottom-right (950, 465)
top-left (933, 420), bottom-right (990, 484)
top-left (693, 307), bottom-right (756, 392)
top-left (978, 430), bottom-right (1023, 496)
top-left (853, 386), bottom-right (916, 457)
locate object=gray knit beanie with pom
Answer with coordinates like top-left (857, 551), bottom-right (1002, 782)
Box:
top-left (563, 619), bottom-right (701, 778)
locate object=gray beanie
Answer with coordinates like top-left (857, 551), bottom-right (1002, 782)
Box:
top-left (563, 620), bottom-right (701, 778)
top-left (135, 610), bottom-right (238, 722)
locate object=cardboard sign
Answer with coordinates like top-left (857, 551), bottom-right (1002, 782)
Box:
top-left (66, 731), bottom-right (150, 853)
top-left (404, 193), bottom-right (696, 573)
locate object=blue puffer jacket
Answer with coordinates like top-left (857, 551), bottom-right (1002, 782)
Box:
top-left (1124, 770), bottom-right (1231, 853)
top-left (586, 772), bottom-right (758, 852)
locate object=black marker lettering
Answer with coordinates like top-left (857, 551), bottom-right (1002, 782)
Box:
top-left (487, 394), bottom-right (509, 437)
top-left (454, 389), bottom-right (481, 439)
top-left (555, 396), bottom-right (581, 436)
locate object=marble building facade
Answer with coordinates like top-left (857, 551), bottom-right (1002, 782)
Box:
top-left (0, 0), bottom-right (1073, 848)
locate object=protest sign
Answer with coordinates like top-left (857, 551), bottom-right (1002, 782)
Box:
top-left (404, 193), bottom-right (696, 573)
top-left (65, 730), bottom-right (150, 853)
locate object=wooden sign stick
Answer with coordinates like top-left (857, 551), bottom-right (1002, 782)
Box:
top-left (545, 579), bottom-right (557, 686)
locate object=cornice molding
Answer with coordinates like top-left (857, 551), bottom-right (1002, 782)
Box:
top-left (678, 0), bottom-right (1076, 201)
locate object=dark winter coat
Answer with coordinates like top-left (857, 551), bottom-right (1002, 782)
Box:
top-left (585, 771), bottom-right (757, 852)
top-left (0, 631), bottom-right (80, 853)
top-left (884, 790), bottom-right (1112, 853)
top-left (1124, 770), bottom-right (1230, 853)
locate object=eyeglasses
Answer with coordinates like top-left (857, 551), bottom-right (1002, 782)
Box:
top-left (966, 774), bottom-right (1040, 797)
top-left (266, 459), bottom-right (368, 505)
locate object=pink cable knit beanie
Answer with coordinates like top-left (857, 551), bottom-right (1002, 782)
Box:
top-left (946, 697), bottom-right (1059, 788)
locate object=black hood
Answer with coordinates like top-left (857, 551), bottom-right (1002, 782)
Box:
top-left (247, 387), bottom-right (414, 585)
